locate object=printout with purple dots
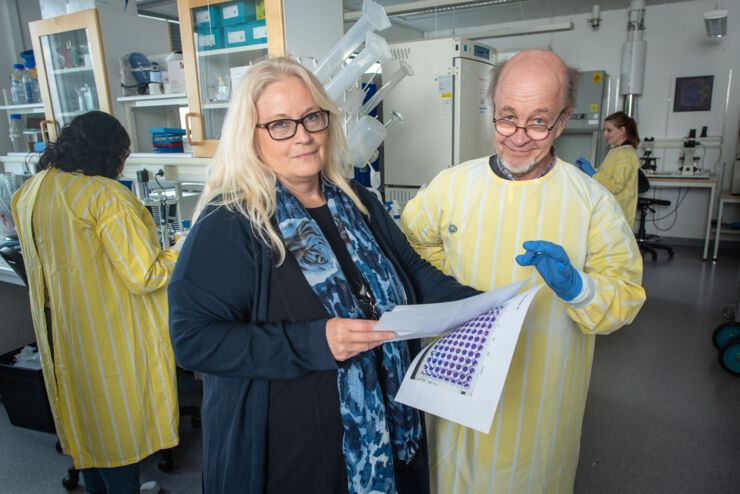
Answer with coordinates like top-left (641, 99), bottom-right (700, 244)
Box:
top-left (415, 308), bottom-right (500, 395)
top-left (395, 283), bottom-right (542, 433)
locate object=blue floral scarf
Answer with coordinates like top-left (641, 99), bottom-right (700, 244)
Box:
top-left (274, 180), bottom-right (421, 494)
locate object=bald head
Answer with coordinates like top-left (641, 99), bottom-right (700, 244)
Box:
top-left (488, 50), bottom-right (579, 111)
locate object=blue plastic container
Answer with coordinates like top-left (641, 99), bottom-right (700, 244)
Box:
top-left (223, 19), bottom-right (266, 47)
top-left (195, 28), bottom-right (224, 51)
top-left (149, 128), bottom-right (186, 153)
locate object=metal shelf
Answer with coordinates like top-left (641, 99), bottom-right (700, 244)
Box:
top-left (196, 43), bottom-right (267, 58)
top-left (117, 93), bottom-right (188, 108)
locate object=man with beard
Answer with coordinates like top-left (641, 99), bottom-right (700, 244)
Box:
top-left (400, 49), bottom-right (646, 493)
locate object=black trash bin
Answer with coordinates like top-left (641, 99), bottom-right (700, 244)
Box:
top-left (0, 344), bottom-right (56, 434)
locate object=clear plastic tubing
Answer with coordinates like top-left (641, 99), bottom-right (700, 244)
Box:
top-left (324, 32), bottom-right (391, 104)
top-left (313, 0), bottom-right (390, 84)
top-left (361, 61), bottom-right (413, 116)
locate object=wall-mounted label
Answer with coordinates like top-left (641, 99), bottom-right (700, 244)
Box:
top-left (590, 104), bottom-right (598, 112)
top-left (592, 73), bottom-right (602, 83)
top-left (438, 75), bottom-right (453, 94)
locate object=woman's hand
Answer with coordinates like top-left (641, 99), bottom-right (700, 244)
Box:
top-left (326, 318), bottom-right (395, 361)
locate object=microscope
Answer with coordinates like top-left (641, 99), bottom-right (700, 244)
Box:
top-left (679, 129), bottom-right (697, 176)
top-left (640, 137), bottom-right (657, 172)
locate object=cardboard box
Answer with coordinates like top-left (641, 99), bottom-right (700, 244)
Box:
top-left (0, 345), bottom-right (56, 434)
top-left (164, 59), bottom-right (186, 94)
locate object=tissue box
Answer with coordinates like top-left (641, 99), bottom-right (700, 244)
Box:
top-left (220, 1), bottom-right (255, 26)
top-left (223, 20), bottom-right (266, 48)
top-left (0, 345), bottom-right (56, 434)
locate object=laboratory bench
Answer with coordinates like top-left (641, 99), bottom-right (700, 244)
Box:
top-left (643, 175), bottom-right (717, 260)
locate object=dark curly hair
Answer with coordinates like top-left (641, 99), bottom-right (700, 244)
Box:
top-left (36, 111), bottom-right (130, 179)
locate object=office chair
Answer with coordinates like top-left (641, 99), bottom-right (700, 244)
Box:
top-left (635, 169), bottom-right (675, 261)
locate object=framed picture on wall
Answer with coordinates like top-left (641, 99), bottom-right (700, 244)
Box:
top-left (673, 75), bottom-right (713, 112)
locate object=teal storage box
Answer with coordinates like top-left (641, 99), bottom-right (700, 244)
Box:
top-left (223, 19), bottom-right (266, 48)
top-left (220, 1), bottom-right (255, 26)
top-left (195, 28), bottom-right (223, 51)
top-left (193, 5), bottom-right (220, 28)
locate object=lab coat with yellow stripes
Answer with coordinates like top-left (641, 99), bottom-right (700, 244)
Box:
top-left (11, 168), bottom-right (179, 469)
top-left (401, 157), bottom-right (645, 494)
top-left (593, 144), bottom-right (640, 227)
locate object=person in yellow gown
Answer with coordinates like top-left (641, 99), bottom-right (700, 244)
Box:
top-left (575, 111), bottom-right (641, 226)
top-left (12, 111), bottom-right (181, 493)
top-left (401, 50), bottom-right (646, 494)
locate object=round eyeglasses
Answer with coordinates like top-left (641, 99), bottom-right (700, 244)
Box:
top-left (256, 109), bottom-right (330, 141)
top-left (492, 108), bottom-right (566, 141)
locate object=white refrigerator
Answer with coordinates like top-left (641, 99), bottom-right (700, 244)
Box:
top-left (381, 37), bottom-right (495, 206)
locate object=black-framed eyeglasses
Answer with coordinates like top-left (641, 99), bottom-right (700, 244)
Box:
top-left (492, 107), bottom-right (567, 141)
top-left (256, 109), bottom-right (330, 141)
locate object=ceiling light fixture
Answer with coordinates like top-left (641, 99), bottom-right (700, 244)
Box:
top-left (467, 21), bottom-right (574, 39)
top-left (344, 0), bottom-right (520, 22)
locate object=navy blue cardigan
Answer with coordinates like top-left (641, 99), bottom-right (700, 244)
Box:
top-left (168, 182), bottom-right (478, 493)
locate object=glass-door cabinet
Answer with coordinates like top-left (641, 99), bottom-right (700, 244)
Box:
top-left (178, 0), bottom-right (285, 157)
top-left (29, 9), bottom-right (112, 142)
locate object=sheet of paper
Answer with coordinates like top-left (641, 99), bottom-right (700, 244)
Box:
top-left (394, 284), bottom-right (541, 433)
top-left (374, 279), bottom-right (528, 341)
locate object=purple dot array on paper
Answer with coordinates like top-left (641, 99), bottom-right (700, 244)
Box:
top-left (419, 307), bottom-right (500, 391)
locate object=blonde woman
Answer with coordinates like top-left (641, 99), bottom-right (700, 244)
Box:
top-left (168, 57), bottom-right (477, 494)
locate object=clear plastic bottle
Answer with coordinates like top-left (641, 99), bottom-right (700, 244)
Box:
top-left (10, 64), bottom-right (25, 104)
top-left (22, 62), bottom-right (36, 104)
top-left (9, 114), bottom-right (25, 152)
top-left (23, 62), bottom-right (41, 104)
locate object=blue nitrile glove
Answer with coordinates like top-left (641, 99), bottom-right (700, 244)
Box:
top-left (516, 240), bottom-right (583, 301)
top-left (574, 157), bottom-right (596, 176)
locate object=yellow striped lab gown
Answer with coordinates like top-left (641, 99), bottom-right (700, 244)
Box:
top-left (593, 145), bottom-right (640, 227)
top-left (401, 157), bottom-right (645, 494)
top-left (11, 168), bottom-right (179, 469)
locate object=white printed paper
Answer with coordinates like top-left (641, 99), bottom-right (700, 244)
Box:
top-left (375, 279), bottom-right (527, 341)
top-left (393, 283), bottom-right (541, 433)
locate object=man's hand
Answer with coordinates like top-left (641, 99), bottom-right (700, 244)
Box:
top-left (575, 157), bottom-right (596, 177)
top-left (326, 318), bottom-right (395, 361)
top-left (516, 240), bottom-right (582, 301)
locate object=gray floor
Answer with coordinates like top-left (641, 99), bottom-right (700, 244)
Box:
top-left (0, 369), bottom-right (203, 493)
top-left (1, 245), bottom-right (739, 493)
top-left (575, 245), bottom-right (740, 493)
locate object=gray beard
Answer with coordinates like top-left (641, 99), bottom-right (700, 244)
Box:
top-left (498, 155), bottom-right (538, 178)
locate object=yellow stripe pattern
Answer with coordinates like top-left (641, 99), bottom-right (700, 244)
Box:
top-left (401, 158), bottom-right (645, 494)
top-left (11, 168), bottom-right (179, 469)
top-left (593, 145), bottom-right (640, 227)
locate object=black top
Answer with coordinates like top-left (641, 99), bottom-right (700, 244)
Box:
top-left (266, 203), bottom-right (370, 494)
top-left (265, 204), bottom-right (350, 494)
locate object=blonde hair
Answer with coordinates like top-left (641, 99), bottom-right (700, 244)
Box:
top-left (194, 56), bottom-right (366, 263)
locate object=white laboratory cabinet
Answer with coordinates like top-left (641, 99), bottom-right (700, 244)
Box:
top-left (382, 37), bottom-right (495, 200)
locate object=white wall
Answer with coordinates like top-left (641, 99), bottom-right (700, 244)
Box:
top-left (382, 0), bottom-right (740, 239)
top-left (284, 0), bottom-right (344, 62)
